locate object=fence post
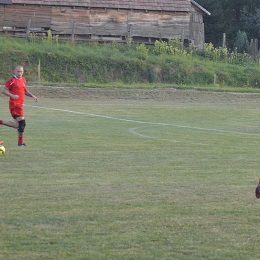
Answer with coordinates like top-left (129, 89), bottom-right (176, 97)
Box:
top-left (181, 28), bottom-right (184, 50)
top-left (71, 21), bottom-right (76, 42)
top-left (254, 38), bottom-right (259, 60)
top-left (38, 60), bottom-right (41, 83)
top-left (26, 18), bottom-right (31, 39)
top-left (222, 33), bottom-right (226, 48)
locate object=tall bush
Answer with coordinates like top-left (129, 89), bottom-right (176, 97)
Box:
top-left (233, 30), bottom-right (249, 53)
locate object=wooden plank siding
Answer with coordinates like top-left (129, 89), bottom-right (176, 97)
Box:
top-left (0, 0), bottom-right (211, 49)
top-left (189, 5), bottom-right (204, 47)
top-left (3, 5), bottom-right (51, 28)
top-left (128, 11), bottom-right (190, 39)
top-left (50, 8), bottom-right (190, 41)
top-left (0, 5), bottom-right (4, 30)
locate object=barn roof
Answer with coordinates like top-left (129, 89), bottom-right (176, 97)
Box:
top-left (0, 0), bottom-right (12, 3)
top-left (191, 0), bottom-right (210, 16)
top-left (0, 0), bottom-right (210, 15)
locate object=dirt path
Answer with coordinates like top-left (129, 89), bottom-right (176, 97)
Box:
top-left (26, 85), bottom-right (260, 105)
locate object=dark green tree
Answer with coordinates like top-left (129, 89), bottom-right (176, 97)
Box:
top-left (241, 8), bottom-right (260, 39)
top-left (197, 0), bottom-right (225, 45)
top-left (233, 30), bottom-right (249, 53)
top-left (197, 0), bottom-right (260, 48)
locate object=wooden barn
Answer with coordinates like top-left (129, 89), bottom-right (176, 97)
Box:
top-left (0, 0), bottom-right (210, 49)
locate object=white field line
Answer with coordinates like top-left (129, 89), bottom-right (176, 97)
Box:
top-left (128, 126), bottom-right (209, 146)
top-left (25, 104), bottom-right (260, 137)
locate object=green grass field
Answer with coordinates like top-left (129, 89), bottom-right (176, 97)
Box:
top-left (1, 89), bottom-right (260, 259)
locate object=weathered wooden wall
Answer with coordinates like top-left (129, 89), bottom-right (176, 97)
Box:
top-left (0, 5), bottom-right (4, 30)
top-left (190, 6), bottom-right (205, 47)
top-left (128, 11), bottom-right (190, 39)
top-left (3, 5), bottom-right (51, 28)
top-left (50, 7), bottom-right (191, 41)
top-left (0, 4), bottom-right (205, 48)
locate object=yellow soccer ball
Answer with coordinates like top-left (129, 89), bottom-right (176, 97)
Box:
top-left (0, 145), bottom-right (5, 156)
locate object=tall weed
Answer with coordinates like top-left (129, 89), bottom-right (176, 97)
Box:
top-left (203, 43), bottom-right (252, 65)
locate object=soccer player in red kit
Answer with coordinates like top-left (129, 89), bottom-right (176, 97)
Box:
top-left (0, 65), bottom-right (38, 146)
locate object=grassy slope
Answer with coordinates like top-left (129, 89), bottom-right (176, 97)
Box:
top-left (0, 36), bottom-right (260, 91)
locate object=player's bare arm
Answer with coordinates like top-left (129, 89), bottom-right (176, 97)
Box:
top-left (2, 86), bottom-right (19, 100)
top-left (25, 90), bottom-right (39, 102)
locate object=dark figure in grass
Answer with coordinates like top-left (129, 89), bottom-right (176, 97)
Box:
top-left (0, 65), bottom-right (38, 146)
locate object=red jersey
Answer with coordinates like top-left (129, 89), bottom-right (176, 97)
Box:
top-left (5, 76), bottom-right (27, 106)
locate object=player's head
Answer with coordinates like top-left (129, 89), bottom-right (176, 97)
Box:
top-left (14, 65), bottom-right (24, 79)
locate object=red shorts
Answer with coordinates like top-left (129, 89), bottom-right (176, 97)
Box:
top-left (10, 104), bottom-right (24, 118)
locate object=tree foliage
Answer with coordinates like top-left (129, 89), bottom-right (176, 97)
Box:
top-left (241, 8), bottom-right (260, 39)
top-left (197, 0), bottom-right (260, 48)
top-left (233, 30), bottom-right (249, 53)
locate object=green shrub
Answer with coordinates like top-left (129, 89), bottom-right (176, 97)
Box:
top-left (136, 44), bottom-right (149, 60)
top-left (233, 30), bottom-right (249, 53)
